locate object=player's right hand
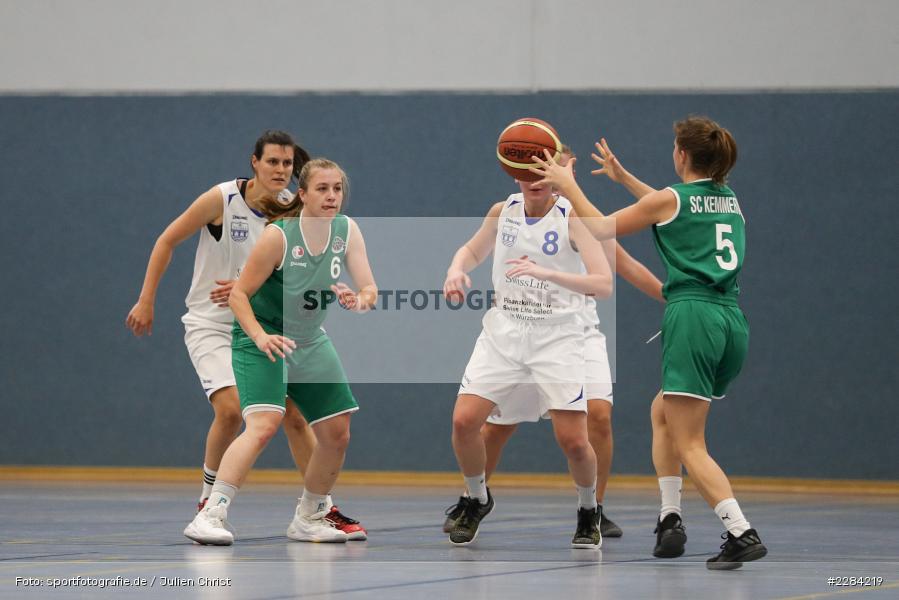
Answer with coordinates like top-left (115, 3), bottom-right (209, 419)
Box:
top-left (590, 138), bottom-right (627, 182)
top-left (443, 269), bottom-right (472, 301)
top-left (252, 332), bottom-right (296, 362)
top-left (126, 301), bottom-right (154, 337)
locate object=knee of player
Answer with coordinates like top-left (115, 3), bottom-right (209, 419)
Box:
top-left (587, 408), bottom-right (612, 437)
top-left (452, 413), bottom-right (483, 436)
top-left (557, 434), bottom-right (592, 460)
top-left (213, 404), bottom-right (243, 431)
top-left (318, 426), bottom-right (351, 451)
top-left (247, 418), bottom-right (282, 446)
top-left (671, 437), bottom-right (707, 460)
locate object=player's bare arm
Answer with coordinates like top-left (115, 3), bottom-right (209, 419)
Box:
top-left (444, 201), bottom-right (503, 299)
top-left (229, 225), bottom-right (296, 361)
top-left (615, 243), bottom-right (664, 302)
top-left (527, 151), bottom-right (616, 240)
top-left (504, 211), bottom-right (612, 298)
top-left (608, 189), bottom-right (678, 237)
top-left (126, 186), bottom-right (224, 336)
top-left (336, 218), bottom-right (378, 311)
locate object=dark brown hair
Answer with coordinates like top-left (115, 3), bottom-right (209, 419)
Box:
top-left (673, 116), bottom-right (737, 185)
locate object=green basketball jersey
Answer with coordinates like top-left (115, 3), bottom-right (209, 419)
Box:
top-left (652, 179), bottom-right (745, 305)
top-left (233, 214), bottom-right (350, 346)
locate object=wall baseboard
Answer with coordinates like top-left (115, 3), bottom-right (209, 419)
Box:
top-left (1, 466), bottom-right (898, 496)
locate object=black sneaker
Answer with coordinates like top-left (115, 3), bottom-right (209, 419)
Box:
top-left (571, 506), bottom-right (602, 549)
top-left (449, 489), bottom-right (494, 546)
top-left (599, 511), bottom-right (623, 538)
top-left (653, 513), bottom-right (687, 558)
top-left (442, 496), bottom-right (469, 533)
top-left (706, 528), bottom-right (767, 570)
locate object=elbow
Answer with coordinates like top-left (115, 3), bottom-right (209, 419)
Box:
top-left (591, 275), bottom-right (614, 300)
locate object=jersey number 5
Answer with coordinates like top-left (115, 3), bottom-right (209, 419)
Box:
top-left (715, 224), bottom-right (738, 271)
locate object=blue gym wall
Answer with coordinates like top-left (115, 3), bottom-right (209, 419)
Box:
top-left (1, 91), bottom-right (896, 479)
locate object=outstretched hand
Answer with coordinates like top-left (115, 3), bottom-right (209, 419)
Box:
top-left (126, 301), bottom-right (154, 336)
top-left (330, 283), bottom-right (370, 313)
top-left (443, 269), bottom-right (472, 302)
top-left (591, 138), bottom-right (627, 182)
top-left (528, 149), bottom-right (576, 190)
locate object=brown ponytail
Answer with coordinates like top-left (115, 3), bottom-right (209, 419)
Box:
top-left (673, 116), bottom-right (737, 185)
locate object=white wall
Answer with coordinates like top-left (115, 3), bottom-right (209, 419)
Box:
top-left (1, 0), bottom-right (896, 92)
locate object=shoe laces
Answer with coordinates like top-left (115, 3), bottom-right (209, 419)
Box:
top-left (576, 508), bottom-right (597, 534)
top-left (445, 496), bottom-right (470, 517)
top-left (327, 506), bottom-right (359, 526)
top-left (719, 531), bottom-right (737, 550)
top-left (458, 496), bottom-right (484, 525)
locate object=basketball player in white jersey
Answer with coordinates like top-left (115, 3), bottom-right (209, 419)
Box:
top-left (443, 149), bottom-right (664, 539)
top-left (444, 169), bottom-right (613, 548)
top-left (125, 131), bottom-right (366, 539)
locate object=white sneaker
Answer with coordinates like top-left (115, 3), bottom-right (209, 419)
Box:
top-left (287, 508), bottom-right (348, 543)
top-left (184, 505), bottom-right (235, 546)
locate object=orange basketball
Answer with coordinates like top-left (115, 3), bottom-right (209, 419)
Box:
top-left (496, 117), bottom-right (562, 182)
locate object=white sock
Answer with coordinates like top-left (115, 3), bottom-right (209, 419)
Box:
top-left (200, 464), bottom-right (217, 502)
top-left (207, 480), bottom-right (238, 511)
top-left (298, 491), bottom-right (330, 517)
top-left (463, 474), bottom-right (488, 504)
top-left (714, 498), bottom-right (750, 537)
top-left (576, 480), bottom-right (598, 510)
top-left (658, 476), bottom-right (683, 519)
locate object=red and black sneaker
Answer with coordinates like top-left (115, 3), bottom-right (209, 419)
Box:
top-left (325, 506), bottom-right (367, 540)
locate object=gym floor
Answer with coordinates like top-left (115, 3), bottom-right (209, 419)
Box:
top-left (1, 481), bottom-right (897, 599)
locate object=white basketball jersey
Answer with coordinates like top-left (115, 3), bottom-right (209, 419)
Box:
top-left (183, 179), bottom-right (286, 324)
top-left (491, 193), bottom-right (586, 323)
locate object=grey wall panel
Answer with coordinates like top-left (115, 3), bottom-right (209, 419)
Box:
top-left (1, 1), bottom-right (897, 92)
top-left (0, 91), bottom-right (896, 478)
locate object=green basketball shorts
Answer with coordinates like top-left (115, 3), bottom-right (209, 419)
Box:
top-left (660, 299), bottom-right (749, 401)
top-left (232, 331), bottom-right (358, 425)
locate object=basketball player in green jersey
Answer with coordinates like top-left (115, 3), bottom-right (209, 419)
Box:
top-left (184, 159), bottom-right (377, 545)
top-left (530, 116), bottom-right (767, 569)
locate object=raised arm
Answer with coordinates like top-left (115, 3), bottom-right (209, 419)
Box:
top-left (229, 225), bottom-right (296, 361)
top-left (126, 186), bottom-right (223, 336)
top-left (591, 138), bottom-right (657, 199)
top-left (443, 201), bottom-right (503, 299)
top-left (529, 151), bottom-right (675, 240)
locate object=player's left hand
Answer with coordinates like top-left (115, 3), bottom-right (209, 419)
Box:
top-left (210, 279), bottom-right (235, 307)
top-left (504, 256), bottom-right (550, 281)
top-left (331, 283), bottom-right (369, 313)
top-left (529, 149), bottom-right (576, 190)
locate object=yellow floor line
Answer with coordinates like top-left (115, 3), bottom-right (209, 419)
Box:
top-left (1, 466), bottom-right (898, 495)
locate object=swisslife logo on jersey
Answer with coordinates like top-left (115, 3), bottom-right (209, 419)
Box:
top-left (291, 245), bottom-right (305, 259)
